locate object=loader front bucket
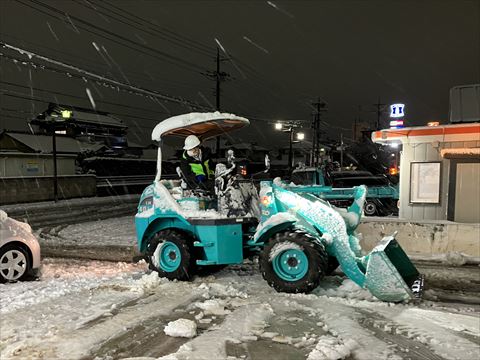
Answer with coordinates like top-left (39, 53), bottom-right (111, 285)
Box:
top-left (364, 234), bottom-right (423, 302)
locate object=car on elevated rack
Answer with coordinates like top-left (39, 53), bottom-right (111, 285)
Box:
top-left (0, 210), bottom-right (41, 283)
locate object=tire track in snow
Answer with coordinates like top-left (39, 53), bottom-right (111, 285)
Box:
top-left (355, 308), bottom-right (446, 360)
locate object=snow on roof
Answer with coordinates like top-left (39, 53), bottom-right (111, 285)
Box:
top-left (440, 147), bottom-right (480, 159)
top-left (3, 132), bottom-right (105, 154)
top-left (151, 112), bottom-right (249, 141)
top-left (40, 104), bottom-right (127, 129)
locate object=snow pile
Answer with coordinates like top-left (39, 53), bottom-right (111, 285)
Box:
top-left (131, 271), bottom-right (167, 292)
top-left (0, 209), bottom-right (8, 221)
top-left (444, 251), bottom-right (468, 266)
top-left (314, 278), bottom-right (376, 301)
top-left (307, 335), bottom-right (358, 360)
top-left (162, 303), bottom-right (274, 359)
top-left (198, 282), bottom-right (248, 298)
top-left (164, 318), bottom-right (197, 338)
top-left (194, 299), bottom-right (231, 315)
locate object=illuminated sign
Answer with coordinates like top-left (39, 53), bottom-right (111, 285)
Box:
top-left (390, 103), bottom-right (405, 118)
top-left (390, 120), bottom-right (404, 127)
top-left (389, 119), bottom-right (404, 129)
top-left (427, 121), bottom-right (439, 127)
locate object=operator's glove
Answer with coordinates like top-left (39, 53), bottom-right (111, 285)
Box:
top-left (195, 174), bottom-right (206, 183)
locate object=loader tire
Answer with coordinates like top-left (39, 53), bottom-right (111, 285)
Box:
top-left (146, 229), bottom-right (196, 281)
top-left (260, 231), bottom-right (328, 294)
top-left (326, 256), bottom-right (340, 275)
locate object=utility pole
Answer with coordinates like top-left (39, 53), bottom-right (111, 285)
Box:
top-left (288, 127), bottom-right (294, 172)
top-left (206, 46), bottom-right (230, 160)
top-left (340, 133), bottom-right (344, 170)
top-left (51, 125), bottom-right (58, 202)
top-left (373, 96), bottom-right (386, 130)
top-left (215, 47), bottom-right (221, 111)
top-left (311, 98), bottom-right (327, 167)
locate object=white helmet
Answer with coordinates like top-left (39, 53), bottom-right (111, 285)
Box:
top-left (183, 135), bottom-right (201, 150)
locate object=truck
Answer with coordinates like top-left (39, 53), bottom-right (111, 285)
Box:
top-left (290, 166), bottom-right (399, 216)
top-left (134, 112), bottom-right (423, 302)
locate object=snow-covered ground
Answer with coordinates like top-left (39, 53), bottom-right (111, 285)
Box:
top-left (1, 216), bottom-right (479, 360)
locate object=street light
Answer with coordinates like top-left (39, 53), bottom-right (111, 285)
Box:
top-left (274, 121), bottom-right (303, 172)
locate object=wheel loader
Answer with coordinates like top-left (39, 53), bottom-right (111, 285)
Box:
top-left (135, 112), bottom-right (423, 302)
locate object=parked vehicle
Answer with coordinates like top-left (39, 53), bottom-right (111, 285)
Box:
top-left (135, 112), bottom-right (422, 302)
top-left (0, 210), bottom-right (41, 282)
top-left (290, 166), bottom-right (399, 216)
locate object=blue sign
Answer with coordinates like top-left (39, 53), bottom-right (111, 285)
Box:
top-left (390, 103), bottom-right (405, 118)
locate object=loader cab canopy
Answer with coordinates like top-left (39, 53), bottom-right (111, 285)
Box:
top-left (152, 112), bottom-right (249, 141)
top-left (151, 112), bottom-right (249, 181)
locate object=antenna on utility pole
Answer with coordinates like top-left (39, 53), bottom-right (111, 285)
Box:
top-left (373, 96), bottom-right (386, 130)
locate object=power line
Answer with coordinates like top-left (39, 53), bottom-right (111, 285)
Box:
top-left (1, 90), bottom-right (164, 124)
top-left (0, 42), bottom-right (210, 110)
top-left (1, 33), bottom-right (200, 90)
top-left (14, 0), bottom-right (209, 74)
top-left (99, 0), bottom-right (215, 54)
top-left (74, 0), bottom-right (214, 58)
top-left (1, 81), bottom-right (170, 116)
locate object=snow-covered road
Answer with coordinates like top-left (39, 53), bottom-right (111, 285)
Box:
top-left (1, 257), bottom-right (479, 360)
top-left (1, 216), bottom-right (478, 360)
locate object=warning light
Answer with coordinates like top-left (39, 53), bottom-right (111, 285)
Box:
top-left (427, 121), bottom-right (439, 127)
top-left (389, 167), bottom-right (398, 176)
top-left (261, 196), bottom-right (271, 206)
top-left (61, 110), bottom-right (72, 118)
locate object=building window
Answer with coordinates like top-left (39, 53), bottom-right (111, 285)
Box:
top-left (410, 162), bottom-right (441, 204)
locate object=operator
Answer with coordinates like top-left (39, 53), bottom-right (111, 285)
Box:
top-left (180, 135), bottom-right (215, 191)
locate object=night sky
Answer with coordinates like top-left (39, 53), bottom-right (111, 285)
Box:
top-left (1, 0), bottom-right (479, 146)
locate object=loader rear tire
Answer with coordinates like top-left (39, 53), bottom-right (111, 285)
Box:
top-left (146, 229), bottom-right (196, 281)
top-left (260, 231), bottom-right (328, 293)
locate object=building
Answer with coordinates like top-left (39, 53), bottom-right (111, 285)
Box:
top-left (0, 131), bottom-right (98, 204)
top-left (372, 122), bottom-right (480, 223)
top-left (0, 131), bottom-right (105, 177)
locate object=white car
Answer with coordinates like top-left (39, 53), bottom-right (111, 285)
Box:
top-left (0, 210), bottom-right (41, 282)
